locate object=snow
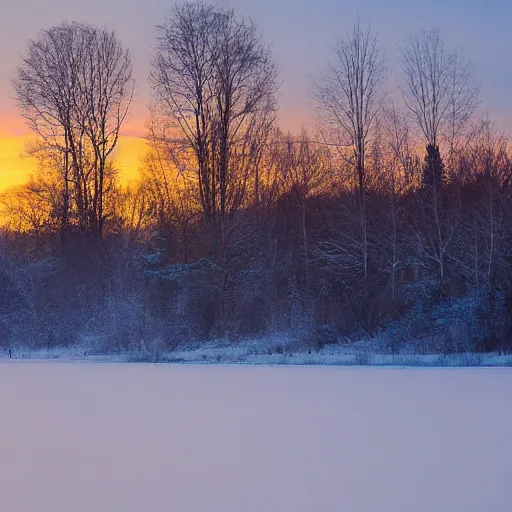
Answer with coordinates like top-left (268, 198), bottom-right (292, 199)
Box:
top-left (3, 340), bottom-right (512, 367)
top-left (0, 363), bottom-right (511, 511)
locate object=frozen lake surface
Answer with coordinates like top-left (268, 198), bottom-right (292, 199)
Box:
top-left (0, 363), bottom-right (510, 511)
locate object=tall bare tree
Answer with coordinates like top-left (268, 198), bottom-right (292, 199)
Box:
top-left (313, 17), bottom-right (386, 281)
top-left (76, 26), bottom-right (133, 237)
top-left (400, 28), bottom-right (479, 164)
top-left (314, 18), bottom-right (386, 199)
top-left (150, 2), bottom-right (278, 232)
top-left (14, 24), bottom-right (80, 244)
top-left (400, 29), bottom-right (479, 283)
top-left (13, 22), bottom-right (133, 241)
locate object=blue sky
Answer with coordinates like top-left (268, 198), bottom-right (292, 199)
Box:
top-left (1, 0), bottom-right (511, 134)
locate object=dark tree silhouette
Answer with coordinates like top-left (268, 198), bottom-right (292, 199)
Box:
top-left (13, 22), bottom-right (133, 242)
top-left (423, 144), bottom-right (447, 188)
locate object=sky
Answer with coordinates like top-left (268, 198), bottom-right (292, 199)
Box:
top-left (0, 0), bottom-right (511, 190)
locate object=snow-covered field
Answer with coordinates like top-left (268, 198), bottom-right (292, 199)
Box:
top-left (0, 363), bottom-right (510, 512)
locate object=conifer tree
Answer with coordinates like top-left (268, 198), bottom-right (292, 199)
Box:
top-left (422, 144), bottom-right (446, 188)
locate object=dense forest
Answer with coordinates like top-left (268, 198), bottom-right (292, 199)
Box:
top-left (0, 2), bottom-right (511, 358)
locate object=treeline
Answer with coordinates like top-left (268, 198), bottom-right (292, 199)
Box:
top-left (0, 2), bottom-right (511, 356)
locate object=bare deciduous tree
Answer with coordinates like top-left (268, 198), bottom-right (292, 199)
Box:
top-left (400, 28), bottom-right (479, 160)
top-left (313, 17), bottom-right (387, 281)
top-left (13, 22), bottom-right (133, 241)
top-left (76, 27), bottom-right (133, 237)
top-left (314, 17), bottom-right (386, 199)
top-left (150, 1), bottom-right (278, 232)
top-left (400, 29), bottom-right (479, 283)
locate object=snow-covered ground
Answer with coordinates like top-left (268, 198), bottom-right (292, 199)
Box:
top-left (2, 334), bottom-right (512, 367)
top-left (0, 363), bottom-right (510, 511)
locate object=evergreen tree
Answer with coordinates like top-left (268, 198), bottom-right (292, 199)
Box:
top-left (422, 144), bottom-right (446, 188)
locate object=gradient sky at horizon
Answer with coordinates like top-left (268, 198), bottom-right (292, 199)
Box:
top-left (0, 0), bottom-right (511, 188)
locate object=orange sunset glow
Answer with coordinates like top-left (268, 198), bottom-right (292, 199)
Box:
top-left (0, 125), bottom-right (146, 192)
top-left (0, 134), bottom-right (35, 190)
top-left (0, 109), bottom-right (303, 193)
